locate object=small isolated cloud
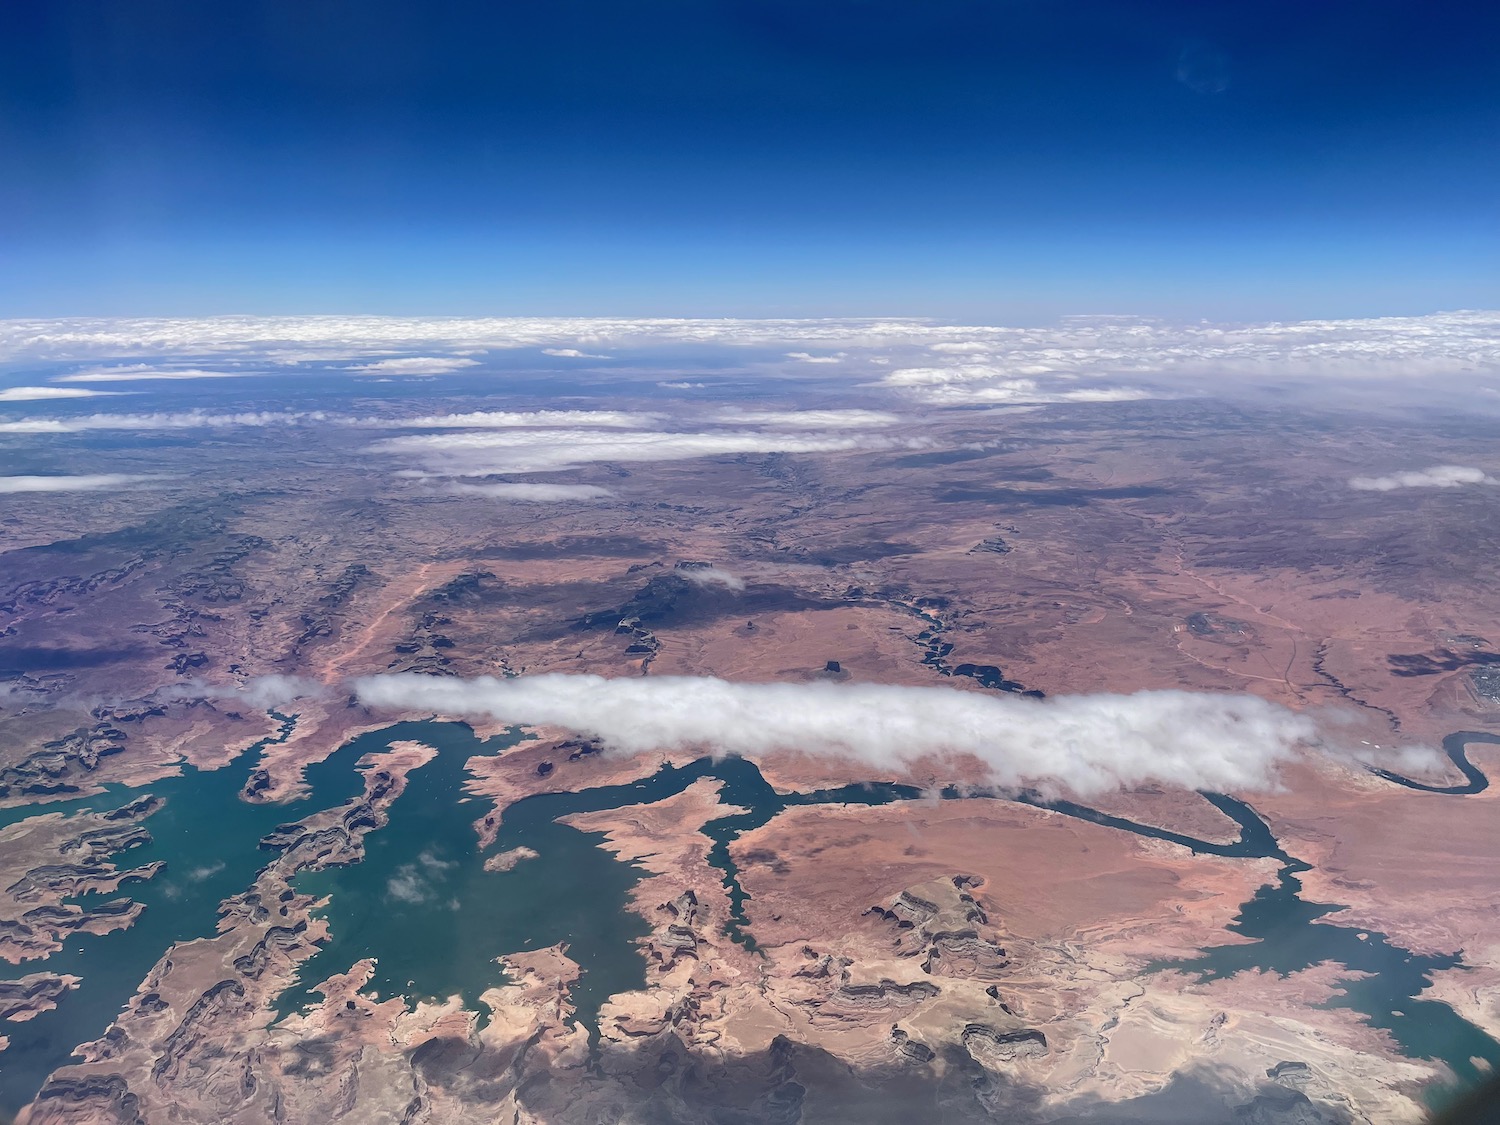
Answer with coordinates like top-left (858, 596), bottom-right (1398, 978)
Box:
top-left (785, 351), bottom-right (846, 364)
top-left (387, 864), bottom-right (430, 904)
top-left (0, 410), bottom-right (320, 433)
top-left (657, 381), bottom-right (705, 390)
top-left (0, 474), bottom-right (161, 493)
top-left (387, 849), bottom-right (456, 904)
top-left (350, 357), bottom-right (481, 376)
top-left (186, 861), bottom-right (226, 882)
top-left (446, 482), bottom-right (616, 502)
top-left (56, 366), bottom-right (246, 382)
top-left (381, 410), bottom-right (657, 429)
top-left (0, 386), bottom-right (122, 401)
top-left (542, 348), bottom-right (611, 359)
top-left (712, 408), bottom-right (901, 429)
top-left (1348, 465), bottom-right (1496, 492)
top-left (353, 673), bottom-right (1325, 797)
top-left (677, 566), bottom-right (745, 592)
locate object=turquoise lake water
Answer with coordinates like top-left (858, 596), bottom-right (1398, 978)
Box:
top-left (2, 720), bottom-right (1497, 1116)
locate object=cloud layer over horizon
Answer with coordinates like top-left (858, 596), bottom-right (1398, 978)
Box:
top-left (2, 311), bottom-right (1495, 407)
top-left (352, 672), bottom-right (1328, 796)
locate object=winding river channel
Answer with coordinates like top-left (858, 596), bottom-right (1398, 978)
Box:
top-left (2, 722), bottom-right (1498, 1115)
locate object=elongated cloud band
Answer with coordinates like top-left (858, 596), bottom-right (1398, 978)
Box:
top-left (352, 673), bottom-right (1321, 795)
top-left (56, 366), bottom-right (245, 382)
top-left (381, 409), bottom-right (659, 429)
top-left (350, 356), bottom-right (480, 375)
top-left (371, 428), bottom-right (912, 474)
top-left (0, 386), bottom-right (122, 401)
top-left (445, 482), bottom-right (616, 501)
top-left (0, 474), bottom-right (162, 492)
top-left (0, 410), bottom-right (321, 433)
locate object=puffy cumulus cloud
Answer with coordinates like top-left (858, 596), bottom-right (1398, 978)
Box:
top-left (55, 366), bottom-right (245, 382)
top-left (542, 348), bottom-right (611, 359)
top-left (0, 474), bottom-right (163, 493)
top-left (445, 482), bottom-right (616, 502)
top-left (1349, 466), bottom-right (1497, 491)
top-left (372, 409), bottom-right (659, 429)
top-left (710, 408), bottom-right (902, 429)
top-left (349, 356), bottom-right (481, 376)
top-left (0, 410), bottom-right (322, 433)
top-left (0, 386), bottom-right (122, 401)
top-left (353, 673), bottom-right (1323, 796)
top-left (371, 428), bottom-right (913, 475)
top-left (786, 351), bottom-right (846, 364)
top-left (657, 381), bottom-right (705, 390)
top-left (677, 566), bottom-right (745, 591)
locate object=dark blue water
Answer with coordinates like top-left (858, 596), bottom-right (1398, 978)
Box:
top-left (1370, 731), bottom-right (1499, 795)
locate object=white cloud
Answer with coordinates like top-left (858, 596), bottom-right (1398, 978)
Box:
top-left (0, 474), bottom-right (162, 493)
top-left (657, 381), bottom-right (705, 390)
top-left (160, 675), bottom-right (333, 710)
top-left (55, 366), bottom-right (245, 382)
top-left (1349, 466), bottom-right (1497, 491)
top-left (677, 566), bottom-right (745, 592)
top-left (880, 368), bottom-right (1155, 406)
top-left (445, 482), bottom-right (616, 502)
top-left (349, 356), bottom-right (481, 376)
top-left (711, 408), bottom-right (902, 429)
top-left (376, 409), bottom-right (658, 429)
top-left (0, 410), bottom-right (320, 433)
top-left (353, 673), bottom-right (1327, 797)
top-left (542, 348), bottom-right (611, 359)
top-left (785, 351), bottom-right (845, 364)
top-left (1, 312), bottom-right (1494, 377)
top-left (371, 428), bottom-right (913, 475)
top-left (386, 864), bottom-right (430, 904)
top-left (3, 311), bottom-right (1497, 411)
top-left (0, 386), bottom-right (123, 401)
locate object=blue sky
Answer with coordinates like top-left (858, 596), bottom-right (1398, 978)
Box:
top-left (2, 0), bottom-right (1496, 318)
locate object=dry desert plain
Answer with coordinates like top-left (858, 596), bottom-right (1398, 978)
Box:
top-left (2, 392), bottom-right (1499, 1124)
